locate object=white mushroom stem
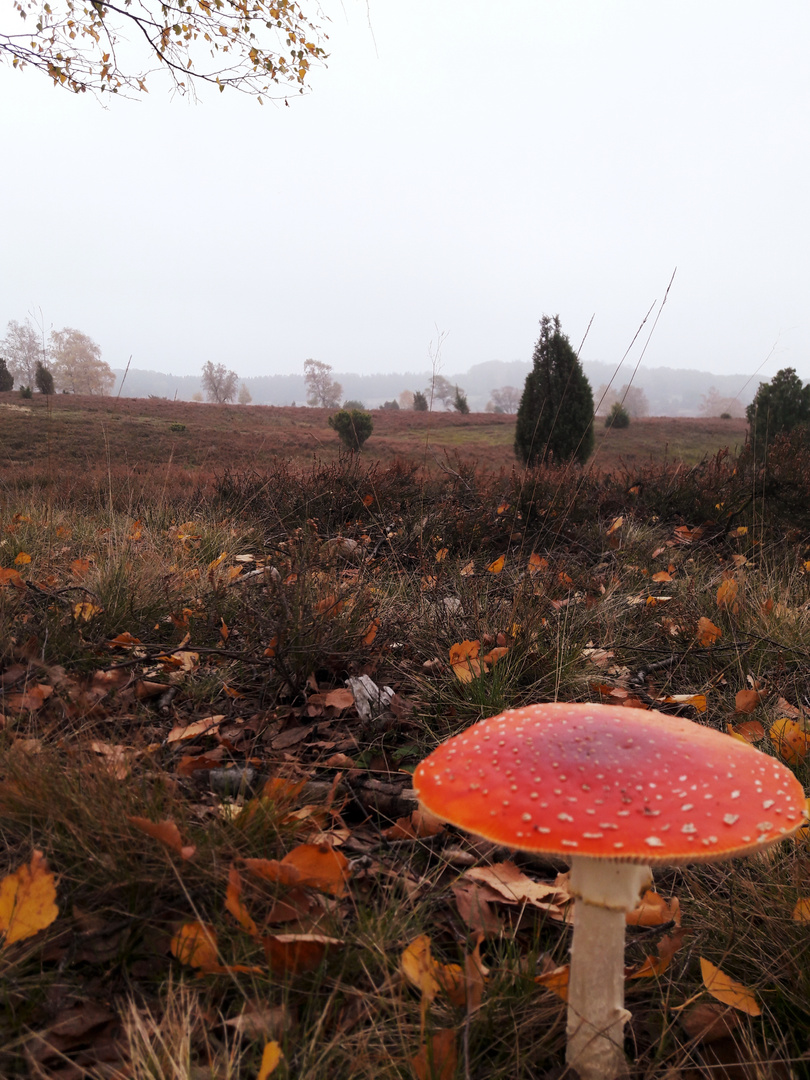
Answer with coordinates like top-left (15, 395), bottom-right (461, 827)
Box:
top-left (566, 859), bottom-right (652, 1080)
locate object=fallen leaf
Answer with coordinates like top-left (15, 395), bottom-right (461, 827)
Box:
top-left (257, 1041), bottom-right (283, 1080)
top-left (735, 688), bottom-right (764, 714)
top-left (225, 865), bottom-right (259, 937)
top-left (700, 958), bottom-right (760, 1015)
top-left (170, 921), bottom-right (219, 970)
top-left (280, 843), bottom-right (350, 897)
top-left (716, 579), bottom-right (739, 609)
top-left (728, 720), bottom-right (765, 744)
top-left (697, 617), bottom-right (722, 646)
top-left (535, 964), bottom-right (569, 1000)
top-left (486, 554), bottom-right (505, 574)
top-left (0, 850), bottom-right (59, 946)
top-left (769, 718), bottom-right (810, 764)
top-left (528, 553), bottom-right (548, 574)
top-left (0, 567), bottom-right (26, 588)
top-left (606, 516), bottom-right (623, 536)
top-left (410, 1029), bottom-right (457, 1080)
top-left (167, 715), bottom-right (226, 743)
top-left (14, 551), bottom-right (31, 565)
top-left (792, 898), bottom-right (810, 922)
top-left (263, 933), bottom-right (342, 975)
top-left (680, 1001), bottom-right (741, 1044)
top-left (463, 862), bottom-right (569, 910)
top-left (626, 890), bottom-right (680, 927)
top-left (128, 817), bottom-right (196, 860)
top-left (4, 684), bottom-right (53, 712)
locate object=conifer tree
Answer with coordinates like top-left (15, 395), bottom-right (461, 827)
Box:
top-left (0, 358), bottom-right (13, 392)
top-left (514, 315), bottom-right (594, 466)
top-left (35, 361), bottom-right (55, 395)
top-left (746, 367), bottom-right (810, 457)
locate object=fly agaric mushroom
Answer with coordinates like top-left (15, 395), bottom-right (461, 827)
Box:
top-left (413, 702), bottom-right (807, 1080)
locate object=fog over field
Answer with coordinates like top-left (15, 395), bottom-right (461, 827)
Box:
top-left (2, 2), bottom-right (809, 387)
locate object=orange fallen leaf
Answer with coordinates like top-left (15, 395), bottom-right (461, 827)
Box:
top-left (280, 843), bottom-right (350, 897)
top-left (606, 516), bottom-right (623, 536)
top-left (735, 688), bottom-right (764, 714)
top-left (167, 715), bottom-right (225, 743)
top-left (700, 958), bottom-right (760, 1015)
top-left (628, 927), bottom-right (688, 979)
top-left (257, 1041), bottom-right (283, 1080)
top-left (0, 850), bottom-right (59, 947)
top-left (0, 567), bottom-right (26, 588)
top-left (108, 632), bottom-right (142, 648)
top-left (363, 618), bottom-right (380, 645)
top-left (410, 1029), bottom-right (457, 1080)
top-left (651, 571), bottom-right (672, 583)
top-left (699, 622), bottom-right (721, 643)
top-left (225, 865), bottom-right (259, 937)
top-left (626, 890), bottom-right (680, 927)
top-left (14, 552), bottom-right (31, 565)
top-left (716, 578), bottom-right (739, 609)
top-left (728, 720), bottom-right (765, 743)
top-left (263, 933), bottom-right (342, 975)
top-left (128, 817), bottom-right (196, 860)
top-left (528, 553), bottom-right (548, 574)
top-left (535, 964), bottom-right (569, 1000)
top-left (323, 688), bottom-right (355, 711)
top-left (73, 601), bottom-right (104, 621)
top-left (486, 554), bottom-right (505, 574)
top-left (170, 921), bottom-right (219, 970)
top-left (769, 718), bottom-right (810, 764)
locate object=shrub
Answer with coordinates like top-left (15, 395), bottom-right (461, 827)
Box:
top-left (35, 361), bottom-right (55, 395)
top-left (328, 409), bottom-right (373, 452)
top-left (605, 402), bottom-right (630, 429)
top-left (746, 367), bottom-right (810, 458)
top-left (19, 385), bottom-right (33, 399)
top-left (515, 315), bottom-right (594, 466)
top-left (720, 412), bottom-right (732, 420)
top-left (412, 391), bottom-right (428, 412)
top-left (381, 400), bottom-right (400, 410)
top-left (453, 387), bottom-right (470, 414)
top-left (0, 357), bottom-right (13, 392)
top-left (342, 399), bottom-right (365, 411)
top-left (170, 422), bottom-right (187, 433)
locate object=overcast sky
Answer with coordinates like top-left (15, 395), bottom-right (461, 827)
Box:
top-left (1, 1), bottom-right (809, 386)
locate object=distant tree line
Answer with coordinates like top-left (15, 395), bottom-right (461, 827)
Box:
top-left (1, 317), bottom-right (113, 395)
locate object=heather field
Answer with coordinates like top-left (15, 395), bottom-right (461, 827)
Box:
top-left (0, 392), bottom-right (809, 1080)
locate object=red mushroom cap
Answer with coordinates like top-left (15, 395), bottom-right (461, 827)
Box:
top-left (413, 703), bottom-right (807, 862)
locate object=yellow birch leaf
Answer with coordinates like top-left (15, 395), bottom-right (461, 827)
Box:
top-left (769, 718), bottom-right (810, 764)
top-left (486, 554), bottom-right (505, 574)
top-left (170, 921), bottom-right (219, 970)
top-left (0, 850), bottom-right (58, 946)
top-left (401, 935), bottom-right (441, 1002)
top-left (14, 552), bottom-right (31, 565)
top-left (793, 898), bottom-right (810, 922)
top-left (73, 601), bottom-right (104, 621)
top-left (257, 1041), bottom-right (283, 1079)
top-left (716, 579), bottom-right (739, 609)
top-left (434, 548), bottom-right (448, 563)
top-left (535, 964), bottom-right (569, 1000)
top-left (700, 958), bottom-right (761, 1015)
top-left (606, 516), bottom-right (623, 535)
